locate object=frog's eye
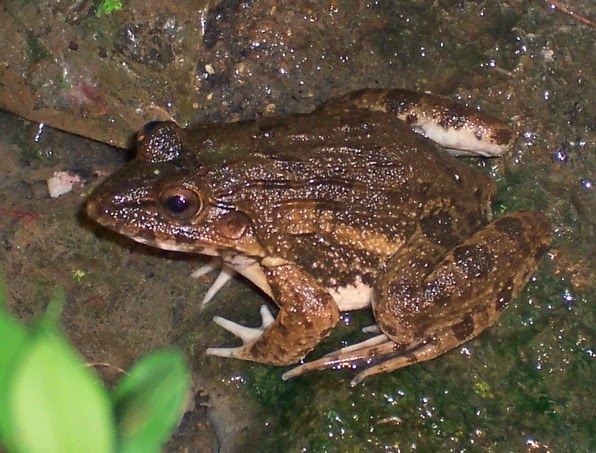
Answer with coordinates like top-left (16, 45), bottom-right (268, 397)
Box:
top-left (159, 187), bottom-right (202, 221)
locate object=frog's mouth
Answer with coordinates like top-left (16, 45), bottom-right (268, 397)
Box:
top-left (130, 233), bottom-right (221, 256)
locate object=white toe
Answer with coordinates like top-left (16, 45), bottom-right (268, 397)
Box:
top-left (362, 324), bottom-right (381, 334)
top-left (189, 258), bottom-right (221, 278)
top-left (206, 346), bottom-right (239, 358)
top-left (201, 267), bottom-right (236, 305)
top-left (212, 316), bottom-right (264, 343)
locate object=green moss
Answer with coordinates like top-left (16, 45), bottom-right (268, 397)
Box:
top-left (25, 31), bottom-right (50, 64)
top-left (95, 0), bottom-right (124, 17)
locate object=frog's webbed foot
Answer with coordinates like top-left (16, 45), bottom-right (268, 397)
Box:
top-left (190, 258), bottom-right (236, 306)
top-left (282, 333), bottom-right (392, 386)
top-left (206, 305), bottom-right (275, 359)
top-left (283, 333), bottom-right (439, 386)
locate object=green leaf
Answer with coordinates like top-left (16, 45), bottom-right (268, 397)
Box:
top-left (0, 311), bottom-right (28, 450)
top-left (0, 267), bottom-right (29, 449)
top-left (6, 330), bottom-right (115, 453)
top-left (112, 349), bottom-right (190, 453)
top-left (39, 288), bottom-right (66, 330)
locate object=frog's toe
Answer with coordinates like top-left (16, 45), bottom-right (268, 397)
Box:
top-left (206, 305), bottom-right (275, 358)
top-left (189, 258), bottom-right (222, 279)
top-left (282, 333), bottom-right (431, 386)
top-left (362, 324), bottom-right (381, 334)
top-left (201, 267), bottom-right (236, 305)
top-left (205, 345), bottom-right (242, 359)
top-left (189, 259), bottom-right (237, 306)
top-left (281, 333), bottom-right (394, 384)
top-left (211, 316), bottom-right (263, 343)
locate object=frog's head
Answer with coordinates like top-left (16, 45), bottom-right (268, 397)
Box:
top-left (86, 121), bottom-right (264, 257)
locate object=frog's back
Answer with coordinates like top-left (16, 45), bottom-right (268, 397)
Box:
top-left (197, 110), bottom-right (495, 236)
top-left (191, 110), bottom-right (495, 290)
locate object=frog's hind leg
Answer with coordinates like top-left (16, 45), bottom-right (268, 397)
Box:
top-left (286, 211), bottom-right (552, 385)
top-left (282, 333), bottom-right (395, 385)
top-left (371, 211), bottom-right (552, 379)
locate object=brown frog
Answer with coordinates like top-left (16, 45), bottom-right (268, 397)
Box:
top-left (86, 89), bottom-right (552, 386)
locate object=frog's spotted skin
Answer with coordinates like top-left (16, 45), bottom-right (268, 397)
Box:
top-left (87, 89), bottom-right (552, 384)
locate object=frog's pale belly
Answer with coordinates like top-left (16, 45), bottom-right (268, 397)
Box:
top-left (327, 276), bottom-right (373, 311)
top-left (86, 88), bottom-right (552, 385)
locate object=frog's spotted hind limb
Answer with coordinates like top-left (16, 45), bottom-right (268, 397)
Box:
top-left (285, 211), bottom-right (553, 385)
top-left (282, 332), bottom-right (393, 386)
top-left (283, 333), bottom-right (415, 387)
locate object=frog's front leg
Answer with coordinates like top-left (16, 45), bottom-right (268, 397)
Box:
top-left (207, 258), bottom-right (340, 366)
top-left (286, 211), bottom-right (552, 385)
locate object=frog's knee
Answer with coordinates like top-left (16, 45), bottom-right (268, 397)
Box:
top-left (372, 211), bottom-right (552, 345)
top-left (490, 211), bottom-right (552, 257)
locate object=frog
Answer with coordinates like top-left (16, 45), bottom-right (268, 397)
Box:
top-left (86, 89), bottom-right (553, 386)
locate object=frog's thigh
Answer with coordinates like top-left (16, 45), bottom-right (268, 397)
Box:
top-left (209, 260), bottom-right (340, 366)
top-left (373, 211), bottom-right (552, 366)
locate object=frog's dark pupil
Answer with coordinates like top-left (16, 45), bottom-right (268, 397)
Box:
top-left (165, 194), bottom-right (189, 213)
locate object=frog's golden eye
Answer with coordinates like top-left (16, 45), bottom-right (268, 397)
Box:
top-left (159, 187), bottom-right (202, 221)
